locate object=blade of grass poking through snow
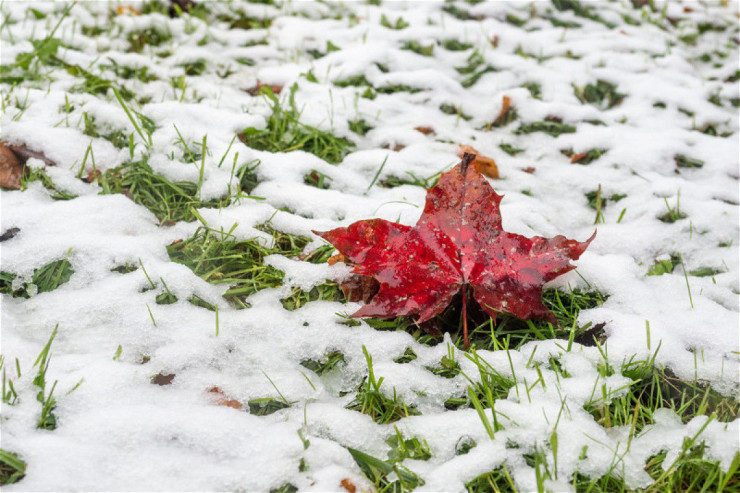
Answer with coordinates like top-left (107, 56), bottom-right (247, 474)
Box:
top-left (468, 386), bottom-right (495, 439)
top-left (366, 154), bottom-right (389, 192)
top-left (678, 254), bottom-right (694, 308)
top-left (198, 134), bottom-right (207, 197)
top-left (217, 134), bottom-right (237, 168)
top-left (114, 88), bottom-right (150, 147)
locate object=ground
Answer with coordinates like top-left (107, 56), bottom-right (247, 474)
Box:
top-left (0, 1), bottom-right (738, 492)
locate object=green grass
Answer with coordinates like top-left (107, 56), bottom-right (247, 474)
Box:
top-left (394, 347), bottom-right (418, 364)
top-left (441, 39), bottom-right (473, 51)
top-left (426, 344), bottom-right (461, 379)
top-left (523, 81), bottom-right (542, 99)
top-left (659, 193), bottom-right (687, 223)
top-left (381, 14), bottom-right (409, 30)
top-left (0, 450), bottom-right (25, 486)
top-left (166, 223), bottom-right (334, 310)
top-left (564, 148), bottom-right (608, 165)
top-left (303, 169), bottom-right (332, 189)
top-left (552, 0), bottom-right (616, 28)
top-left (574, 80), bottom-right (626, 109)
top-left (334, 74), bottom-right (371, 88)
top-left (280, 281), bottom-right (344, 311)
top-left (347, 447), bottom-right (425, 492)
top-left (239, 86), bottom-right (354, 164)
top-left (97, 155), bottom-right (258, 226)
top-left (440, 103), bottom-right (472, 121)
top-left (166, 225), bottom-right (286, 309)
top-left (346, 346), bottom-right (420, 424)
top-left (675, 155), bottom-right (704, 169)
top-left (584, 352), bottom-right (740, 433)
top-left (386, 426), bottom-right (432, 462)
top-left (19, 167), bottom-right (77, 200)
top-left (248, 397), bottom-right (290, 416)
top-left (0, 256), bottom-right (74, 298)
top-left (378, 170), bottom-right (442, 189)
top-left (300, 350), bottom-right (346, 376)
top-left (127, 27), bottom-right (172, 53)
top-left (585, 189), bottom-right (626, 210)
top-left (647, 254), bottom-right (680, 276)
top-left (401, 40), bottom-right (434, 57)
top-left (348, 118), bottom-right (374, 136)
top-left (455, 50), bottom-right (497, 88)
top-left (499, 143), bottom-right (524, 156)
top-left (465, 466), bottom-right (517, 492)
top-left (98, 159), bottom-right (229, 225)
top-left (514, 121), bottom-right (576, 137)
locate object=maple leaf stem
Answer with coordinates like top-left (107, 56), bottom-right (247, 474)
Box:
top-left (460, 152), bottom-right (476, 175)
top-left (462, 284), bottom-right (469, 349)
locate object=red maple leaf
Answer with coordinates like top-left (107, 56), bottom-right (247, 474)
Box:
top-left (314, 153), bottom-right (595, 348)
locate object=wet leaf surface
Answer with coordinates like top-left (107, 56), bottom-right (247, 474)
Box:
top-left (315, 154), bottom-right (594, 347)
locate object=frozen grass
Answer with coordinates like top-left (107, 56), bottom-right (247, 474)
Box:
top-left (0, 257), bottom-right (73, 298)
top-left (239, 86), bottom-right (354, 165)
top-left (346, 346), bottom-right (420, 424)
top-left (1, 0), bottom-right (738, 491)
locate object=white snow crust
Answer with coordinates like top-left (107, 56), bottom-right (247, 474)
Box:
top-left (1, 1), bottom-right (738, 491)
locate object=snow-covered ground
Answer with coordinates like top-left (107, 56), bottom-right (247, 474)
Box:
top-left (1, 1), bottom-right (738, 491)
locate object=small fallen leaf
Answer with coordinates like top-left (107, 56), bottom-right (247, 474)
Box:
top-left (570, 153), bottom-right (588, 164)
top-left (151, 373), bottom-right (175, 385)
top-left (491, 95), bottom-right (514, 127)
top-left (246, 80), bottom-right (283, 96)
top-left (458, 144), bottom-right (499, 179)
top-left (84, 168), bottom-right (101, 183)
top-left (414, 126), bottom-right (435, 135)
top-left (6, 143), bottom-right (57, 167)
top-left (382, 143), bottom-right (405, 152)
top-left (339, 478), bottom-right (357, 493)
top-left (491, 35), bottom-right (499, 48)
top-left (0, 142), bottom-right (23, 189)
top-left (522, 167), bottom-right (536, 174)
top-left (116, 5), bottom-right (140, 15)
top-left (0, 227), bottom-right (20, 242)
top-left (207, 386), bottom-right (243, 410)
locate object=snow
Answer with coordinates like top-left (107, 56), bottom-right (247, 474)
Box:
top-left (1, 0), bottom-right (738, 491)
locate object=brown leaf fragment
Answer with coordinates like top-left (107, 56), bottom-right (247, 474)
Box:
top-left (0, 142), bottom-right (23, 189)
top-left (116, 5), bottom-right (140, 15)
top-left (491, 35), bottom-right (499, 48)
top-left (84, 168), bottom-right (101, 183)
top-left (340, 479), bottom-right (357, 493)
top-left (151, 373), bottom-right (176, 386)
top-left (246, 80), bottom-right (283, 96)
top-left (0, 227), bottom-right (20, 242)
top-left (207, 386), bottom-right (243, 410)
top-left (491, 95), bottom-right (514, 126)
top-left (522, 167), bottom-right (536, 174)
top-left (570, 153), bottom-right (588, 164)
top-left (7, 144), bottom-right (56, 167)
top-left (414, 126), bottom-right (435, 135)
top-left (457, 144), bottom-right (499, 179)
top-left (544, 115), bottom-right (563, 123)
top-left (328, 253), bottom-right (346, 266)
top-left (340, 274), bottom-right (380, 303)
